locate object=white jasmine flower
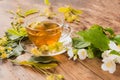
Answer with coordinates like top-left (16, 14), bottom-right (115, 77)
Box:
top-left (102, 50), bottom-right (111, 58)
top-left (102, 55), bottom-right (117, 63)
top-left (109, 41), bottom-right (120, 52)
top-left (102, 50), bottom-right (117, 61)
top-left (77, 49), bottom-right (87, 60)
top-left (67, 47), bottom-right (74, 59)
top-left (101, 58), bottom-right (116, 73)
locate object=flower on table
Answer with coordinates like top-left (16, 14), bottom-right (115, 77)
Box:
top-left (67, 47), bottom-right (88, 60)
top-left (109, 41), bottom-right (120, 52)
top-left (101, 58), bottom-right (116, 73)
top-left (78, 49), bottom-right (87, 60)
top-left (101, 41), bottom-right (120, 73)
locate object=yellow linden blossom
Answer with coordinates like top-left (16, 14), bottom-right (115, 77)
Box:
top-left (0, 46), bottom-right (5, 53)
top-left (39, 45), bottom-right (49, 52)
top-left (40, 6), bottom-right (55, 19)
top-left (1, 52), bottom-right (7, 59)
top-left (46, 75), bottom-right (54, 80)
top-left (58, 5), bottom-right (82, 23)
top-left (48, 42), bottom-right (63, 52)
top-left (7, 47), bottom-right (13, 51)
top-left (31, 48), bottom-right (41, 57)
top-left (17, 18), bottom-right (24, 24)
top-left (0, 37), bottom-right (8, 46)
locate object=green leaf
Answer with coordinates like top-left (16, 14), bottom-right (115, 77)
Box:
top-left (113, 34), bottom-right (120, 45)
top-left (29, 56), bottom-right (59, 63)
top-left (12, 60), bottom-right (58, 69)
top-left (72, 37), bottom-right (90, 49)
top-left (78, 25), bottom-right (110, 51)
top-left (19, 27), bottom-right (27, 36)
top-left (33, 62), bottom-right (58, 69)
top-left (7, 27), bottom-right (27, 40)
top-left (87, 47), bottom-right (94, 58)
top-left (8, 35), bottom-right (20, 40)
top-left (10, 44), bottom-right (24, 57)
top-left (44, 0), bottom-right (51, 5)
top-left (110, 50), bottom-right (120, 56)
top-left (7, 28), bottom-right (20, 36)
top-left (24, 9), bottom-right (39, 16)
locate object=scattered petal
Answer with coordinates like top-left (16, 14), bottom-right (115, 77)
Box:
top-left (67, 47), bottom-right (74, 59)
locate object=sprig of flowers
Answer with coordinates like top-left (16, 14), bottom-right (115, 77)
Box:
top-left (40, 0), bottom-right (56, 18)
top-left (58, 5), bottom-right (82, 23)
top-left (68, 25), bottom-right (120, 73)
top-left (12, 56), bottom-right (64, 80)
top-left (0, 8), bottom-right (40, 59)
top-left (3, 7), bottom-right (64, 80)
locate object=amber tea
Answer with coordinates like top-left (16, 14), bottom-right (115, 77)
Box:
top-left (26, 21), bottom-right (62, 47)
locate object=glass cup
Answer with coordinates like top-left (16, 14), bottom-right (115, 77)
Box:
top-left (25, 16), bottom-right (65, 48)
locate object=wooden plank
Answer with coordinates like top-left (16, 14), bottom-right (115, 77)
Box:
top-left (79, 58), bottom-right (120, 80)
top-left (55, 54), bottom-right (102, 80)
top-left (0, 0), bottom-right (120, 80)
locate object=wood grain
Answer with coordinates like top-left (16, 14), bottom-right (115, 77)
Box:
top-left (0, 0), bottom-right (120, 80)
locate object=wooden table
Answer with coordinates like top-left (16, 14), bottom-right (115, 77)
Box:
top-left (0, 0), bottom-right (120, 80)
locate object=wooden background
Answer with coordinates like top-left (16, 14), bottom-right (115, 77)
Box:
top-left (0, 0), bottom-right (120, 80)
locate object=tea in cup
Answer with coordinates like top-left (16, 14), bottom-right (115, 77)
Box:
top-left (26, 21), bottom-right (62, 48)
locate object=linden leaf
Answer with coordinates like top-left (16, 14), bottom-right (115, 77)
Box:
top-left (29, 56), bottom-right (59, 63)
top-left (12, 60), bottom-right (58, 69)
top-left (78, 25), bottom-right (110, 51)
top-left (72, 37), bottom-right (90, 49)
top-left (33, 62), bottom-right (58, 69)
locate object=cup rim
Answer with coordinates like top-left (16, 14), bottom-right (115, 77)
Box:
top-left (25, 16), bottom-right (64, 31)
top-left (26, 21), bottom-right (63, 32)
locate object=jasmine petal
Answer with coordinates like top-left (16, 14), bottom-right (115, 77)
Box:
top-left (67, 47), bottom-right (74, 59)
top-left (102, 50), bottom-right (111, 58)
top-left (109, 41), bottom-right (120, 52)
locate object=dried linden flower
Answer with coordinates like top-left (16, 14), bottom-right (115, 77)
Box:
top-left (58, 5), bottom-right (82, 23)
top-left (1, 52), bottom-right (7, 59)
top-left (31, 48), bottom-right (42, 57)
